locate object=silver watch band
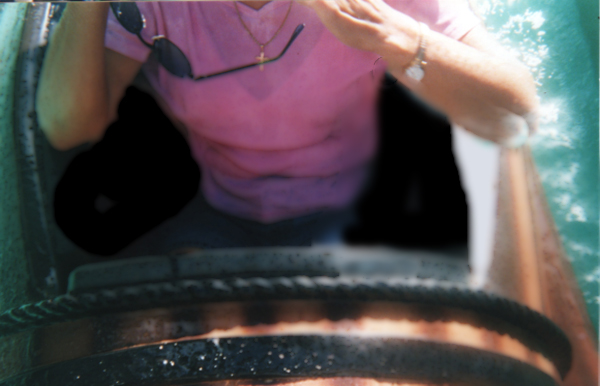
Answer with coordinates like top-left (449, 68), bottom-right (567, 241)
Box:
top-left (404, 22), bottom-right (429, 82)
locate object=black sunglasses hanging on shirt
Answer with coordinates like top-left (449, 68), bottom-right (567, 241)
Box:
top-left (110, 2), bottom-right (305, 80)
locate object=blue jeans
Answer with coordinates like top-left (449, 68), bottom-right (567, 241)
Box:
top-left (113, 190), bottom-right (357, 258)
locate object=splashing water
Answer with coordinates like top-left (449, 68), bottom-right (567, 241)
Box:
top-left (473, 0), bottom-right (599, 329)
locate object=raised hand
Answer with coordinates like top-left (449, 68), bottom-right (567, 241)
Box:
top-left (302, 0), bottom-right (538, 145)
top-left (301, 0), bottom-right (420, 65)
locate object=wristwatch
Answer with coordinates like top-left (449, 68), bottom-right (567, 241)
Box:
top-left (404, 22), bottom-right (429, 82)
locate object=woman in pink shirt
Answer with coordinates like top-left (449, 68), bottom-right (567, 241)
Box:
top-left (37, 0), bottom-right (537, 255)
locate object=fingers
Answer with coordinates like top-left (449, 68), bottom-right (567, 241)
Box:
top-left (496, 113), bottom-right (530, 148)
top-left (300, 0), bottom-right (343, 28)
top-left (300, 0), bottom-right (382, 22)
top-left (298, 0), bottom-right (336, 12)
top-left (523, 111), bottom-right (539, 137)
top-left (298, 0), bottom-right (395, 53)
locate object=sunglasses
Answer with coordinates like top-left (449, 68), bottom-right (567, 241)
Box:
top-left (110, 3), bottom-right (305, 80)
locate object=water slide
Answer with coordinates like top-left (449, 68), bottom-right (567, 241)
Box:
top-left (0, 1), bottom-right (597, 385)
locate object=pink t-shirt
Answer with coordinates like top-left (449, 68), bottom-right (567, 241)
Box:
top-left (105, 1), bottom-right (480, 223)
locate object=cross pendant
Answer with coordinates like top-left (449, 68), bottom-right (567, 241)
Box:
top-left (255, 46), bottom-right (269, 71)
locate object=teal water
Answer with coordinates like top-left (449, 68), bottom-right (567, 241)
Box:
top-left (473, 0), bottom-right (599, 331)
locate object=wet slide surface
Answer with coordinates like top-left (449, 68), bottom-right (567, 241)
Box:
top-left (473, 0), bottom-right (599, 331)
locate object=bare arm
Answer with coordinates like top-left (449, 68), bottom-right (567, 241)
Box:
top-left (305, 0), bottom-right (538, 145)
top-left (390, 24), bottom-right (538, 144)
top-left (36, 3), bottom-right (143, 151)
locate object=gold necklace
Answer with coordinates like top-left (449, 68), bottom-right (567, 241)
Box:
top-left (234, 1), bottom-right (294, 71)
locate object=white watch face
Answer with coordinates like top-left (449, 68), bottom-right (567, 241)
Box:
top-left (406, 65), bottom-right (424, 81)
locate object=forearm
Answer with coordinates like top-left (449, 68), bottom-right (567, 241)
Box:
top-left (304, 0), bottom-right (539, 145)
top-left (383, 23), bottom-right (538, 144)
top-left (36, 3), bottom-right (111, 150)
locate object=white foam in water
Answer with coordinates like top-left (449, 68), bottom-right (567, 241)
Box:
top-left (540, 163), bottom-right (579, 190)
top-left (532, 99), bottom-right (575, 149)
top-left (566, 205), bottom-right (587, 223)
top-left (584, 265), bottom-right (600, 283)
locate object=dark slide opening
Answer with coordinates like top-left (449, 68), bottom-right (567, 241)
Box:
top-left (346, 76), bottom-right (468, 252)
top-left (54, 77), bottom-right (468, 256)
top-left (53, 88), bottom-right (201, 256)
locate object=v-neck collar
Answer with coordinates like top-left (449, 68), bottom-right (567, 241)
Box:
top-left (233, 1), bottom-right (291, 15)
